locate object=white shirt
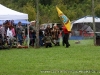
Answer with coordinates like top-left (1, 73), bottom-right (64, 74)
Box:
top-left (7, 28), bottom-right (13, 38)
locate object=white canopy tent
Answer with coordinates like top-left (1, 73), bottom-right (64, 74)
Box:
top-left (71, 16), bottom-right (100, 38)
top-left (0, 4), bottom-right (29, 47)
top-left (72, 16), bottom-right (100, 31)
top-left (74, 16), bottom-right (100, 24)
top-left (0, 4), bottom-right (28, 20)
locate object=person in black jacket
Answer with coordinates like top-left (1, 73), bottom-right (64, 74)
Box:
top-left (62, 25), bottom-right (71, 48)
top-left (29, 21), bottom-right (36, 46)
top-left (39, 29), bottom-right (44, 46)
top-left (44, 25), bottom-right (52, 36)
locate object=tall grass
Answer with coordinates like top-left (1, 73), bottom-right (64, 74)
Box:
top-left (0, 40), bottom-right (100, 75)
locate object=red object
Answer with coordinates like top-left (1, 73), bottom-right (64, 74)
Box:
top-left (17, 46), bottom-right (28, 48)
top-left (62, 26), bottom-right (69, 34)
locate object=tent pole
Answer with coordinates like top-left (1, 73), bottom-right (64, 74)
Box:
top-left (27, 20), bottom-right (29, 48)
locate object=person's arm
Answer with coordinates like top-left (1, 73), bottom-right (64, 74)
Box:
top-left (12, 28), bottom-right (16, 37)
top-left (44, 29), bottom-right (47, 35)
top-left (42, 36), bottom-right (46, 43)
top-left (58, 29), bottom-right (60, 34)
top-left (21, 26), bottom-right (24, 30)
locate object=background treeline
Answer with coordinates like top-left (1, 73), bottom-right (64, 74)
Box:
top-left (0, 0), bottom-right (100, 24)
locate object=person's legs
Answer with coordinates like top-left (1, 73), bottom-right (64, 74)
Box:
top-left (63, 35), bottom-right (66, 46)
top-left (29, 38), bottom-right (32, 46)
top-left (29, 33), bottom-right (32, 46)
top-left (56, 39), bottom-right (60, 46)
top-left (10, 39), bottom-right (12, 47)
top-left (32, 39), bottom-right (35, 46)
top-left (0, 36), bottom-right (3, 49)
top-left (20, 35), bottom-right (23, 45)
top-left (39, 36), bottom-right (43, 46)
top-left (45, 43), bottom-right (48, 48)
top-left (49, 43), bottom-right (52, 47)
top-left (32, 33), bottom-right (36, 46)
top-left (62, 37), bottom-right (64, 46)
top-left (0, 34), bottom-right (3, 45)
top-left (18, 34), bottom-right (23, 45)
top-left (65, 33), bottom-right (70, 48)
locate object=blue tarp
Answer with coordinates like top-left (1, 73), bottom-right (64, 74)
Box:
top-left (14, 20), bottom-right (30, 25)
top-left (69, 36), bottom-right (83, 40)
top-left (0, 20), bottom-right (4, 25)
top-left (0, 20), bottom-right (30, 25)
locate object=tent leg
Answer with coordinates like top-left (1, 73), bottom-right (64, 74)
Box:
top-left (27, 20), bottom-right (29, 48)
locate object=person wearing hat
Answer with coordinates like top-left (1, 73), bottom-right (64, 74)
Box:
top-left (29, 21), bottom-right (36, 46)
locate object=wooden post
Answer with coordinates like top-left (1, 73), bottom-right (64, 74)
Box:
top-left (35, 0), bottom-right (39, 48)
top-left (92, 0), bottom-right (96, 45)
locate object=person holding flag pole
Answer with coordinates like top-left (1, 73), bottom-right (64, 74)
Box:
top-left (56, 6), bottom-right (71, 48)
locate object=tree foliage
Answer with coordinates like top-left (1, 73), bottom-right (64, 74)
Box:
top-left (0, 0), bottom-right (100, 23)
top-left (22, 3), bottom-right (36, 21)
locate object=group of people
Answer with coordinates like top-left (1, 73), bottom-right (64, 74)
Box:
top-left (43, 24), bottom-right (60, 48)
top-left (39, 24), bottom-right (71, 48)
top-left (0, 20), bottom-right (71, 49)
top-left (0, 20), bottom-right (25, 49)
top-left (28, 23), bottom-right (61, 48)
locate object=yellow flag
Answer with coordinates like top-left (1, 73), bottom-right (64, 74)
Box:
top-left (56, 6), bottom-right (71, 31)
top-left (56, 6), bottom-right (63, 17)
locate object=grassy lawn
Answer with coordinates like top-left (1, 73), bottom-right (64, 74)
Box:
top-left (0, 40), bottom-right (100, 75)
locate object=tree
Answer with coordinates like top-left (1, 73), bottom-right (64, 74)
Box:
top-left (39, 0), bottom-right (52, 5)
top-left (0, 0), bottom-right (100, 23)
top-left (23, 3), bottom-right (36, 21)
top-left (95, 4), bottom-right (100, 17)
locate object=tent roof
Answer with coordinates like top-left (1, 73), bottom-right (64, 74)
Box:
top-left (0, 4), bottom-right (28, 20)
top-left (85, 26), bottom-right (93, 32)
top-left (73, 16), bottom-right (100, 24)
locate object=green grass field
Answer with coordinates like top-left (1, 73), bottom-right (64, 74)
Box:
top-left (0, 40), bottom-right (100, 75)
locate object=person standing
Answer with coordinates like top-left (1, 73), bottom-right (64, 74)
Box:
top-left (0, 25), bottom-right (5, 45)
top-left (16, 22), bottom-right (24, 45)
top-left (51, 24), bottom-right (60, 46)
top-left (62, 25), bottom-right (71, 48)
top-left (39, 28), bottom-right (44, 46)
top-left (29, 21), bottom-right (36, 46)
top-left (61, 29), bottom-right (65, 46)
top-left (0, 25), bottom-right (5, 41)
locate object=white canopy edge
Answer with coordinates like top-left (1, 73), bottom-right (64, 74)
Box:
top-left (73, 16), bottom-right (100, 24)
top-left (0, 4), bottom-right (28, 20)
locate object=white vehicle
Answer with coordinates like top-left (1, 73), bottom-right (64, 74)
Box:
top-left (41, 23), bottom-right (62, 29)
